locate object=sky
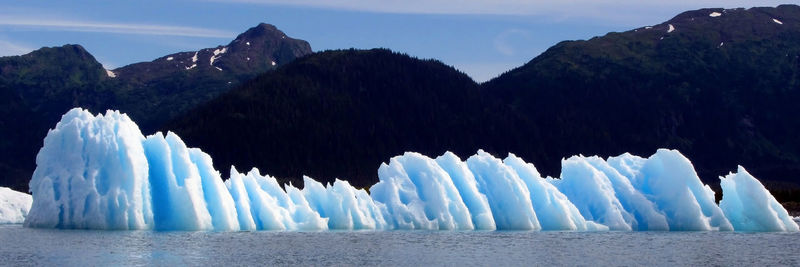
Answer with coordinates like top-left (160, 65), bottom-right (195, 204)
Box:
top-left (0, 0), bottom-right (790, 82)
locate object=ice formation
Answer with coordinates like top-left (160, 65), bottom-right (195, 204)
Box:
top-left (607, 152), bottom-right (733, 231)
top-left (0, 187), bottom-right (32, 224)
top-left (23, 109), bottom-right (800, 232)
top-left (719, 167), bottom-right (799, 232)
top-left (371, 152), bottom-right (474, 230)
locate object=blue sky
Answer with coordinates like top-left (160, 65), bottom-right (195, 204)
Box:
top-left (0, 0), bottom-right (788, 82)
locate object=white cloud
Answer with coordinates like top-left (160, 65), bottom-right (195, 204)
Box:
top-left (0, 39), bottom-right (33, 57)
top-left (0, 16), bottom-right (235, 38)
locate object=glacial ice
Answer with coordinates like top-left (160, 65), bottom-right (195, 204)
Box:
top-left (719, 166), bottom-right (799, 232)
top-left (466, 151), bottom-right (540, 230)
top-left (609, 151), bottom-right (733, 231)
top-left (0, 187), bottom-right (32, 224)
top-left (371, 152), bottom-right (474, 230)
top-left (504, 154), bottom-right (606, 231)
top-left (435, 152), bottom-right (495, 230)
top-left (583, 156), bottom-right (668, 230)
top-left (22, 108), bottom-right (800, 232)
top-left (25, 109), bottom-right (152, 229)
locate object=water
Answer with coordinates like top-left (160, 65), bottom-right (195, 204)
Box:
top-left (1, 225), bottom-right (798, 266)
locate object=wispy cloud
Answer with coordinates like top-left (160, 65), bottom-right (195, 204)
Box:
top-left (0, 39), bottom-right (34, 57)
top-left (493, 29), bottom-right (533, 56)
top-left (207, 0), bottom-right (787, 23)
top-left (0, 16), bottom-right (235, 38)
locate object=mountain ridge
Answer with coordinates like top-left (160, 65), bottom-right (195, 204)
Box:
top-left (166, 48), bottom-right (485, 188)
top-left (482, 4), bottom-right (800, 190)
top-left (0, 23), bottom-right (312, 192)
top-left (165, 5), bottom-right (800, 206)
top-left (3, 5), bottom-right (800, 208)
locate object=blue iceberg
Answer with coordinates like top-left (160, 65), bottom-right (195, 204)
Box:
top-left (720, 166), bottom-right (799, 231)
top-left (23, 109), bottom-right (799, 232)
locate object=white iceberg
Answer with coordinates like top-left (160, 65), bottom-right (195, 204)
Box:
top-left (0, 187), bottom-right (32, 224)
top-left (22, 108), bottom-right (799, 232)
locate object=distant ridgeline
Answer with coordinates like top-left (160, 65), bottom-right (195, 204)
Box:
top-left (3, 5), bottom-right (800, 208)
top-left (166, 5), bottom-right (800, 202)
top-left (0, 23), bottom-right (312, 191)
top-left (24, 109), bottom-right (800, 231)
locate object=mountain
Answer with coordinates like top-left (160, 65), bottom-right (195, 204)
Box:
top-left (109, 23), bottom-right (311, 131)
top-left (4, 5), bottom-right (800, 206)
top-left (166, 5), bottom-right (800, 204)
top-left (482, 5), bottom-right (800, 197)
top-left (0, 45), bottom-right (112, 191)
top-left (0, 23), bottom-right (311, 192)
top-left (166, 49), bottom-right (486, 188)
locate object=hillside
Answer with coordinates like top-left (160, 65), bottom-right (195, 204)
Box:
top-left (483, 5), bottom-right (800, 196)
top-left (0, 23), bottom-right (311, 192)
top-left (167, 5), bottom-right (800, 203)
top-left (166, 49), bottom-right (486, 188)
top-left (109, 23), bottom-right (312, 131)
top-left (4, 5), bottom-right (800, 204)
top-left (0, 45), bottom-right (111, 191)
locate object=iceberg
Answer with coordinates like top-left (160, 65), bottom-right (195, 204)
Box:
top-left (608, 151), bottom-right (733, 231)
top-left (22, 108), bottom-right (800, 232)
top-left (435, 152), bottom-right (495, 230)
top-left (25, 109), bottom-right (152, 229)
top-left (466, 150), bottom-right (540, 230)
top-left (302, 177), bottom-right (388, 230)
top-left (555, 156), bottom-right (635, 230)
top-left (144, 132), bottom-right (216, 231)
top-left (225, 167), bottom-right (328, 231)
top-left (719, 166), bottom-right (799, 232)
top-left (582, 156), bottom-right (668, 231)
top-left (0, 187), bottom-right (32, 224)
top-left (371, 152), bottom-right (474, 230)
top-left (504, 154), bottom-right (606, 231)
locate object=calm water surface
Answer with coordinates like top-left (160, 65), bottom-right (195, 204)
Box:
top-left (1, 224), bottom-right (798, 266)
